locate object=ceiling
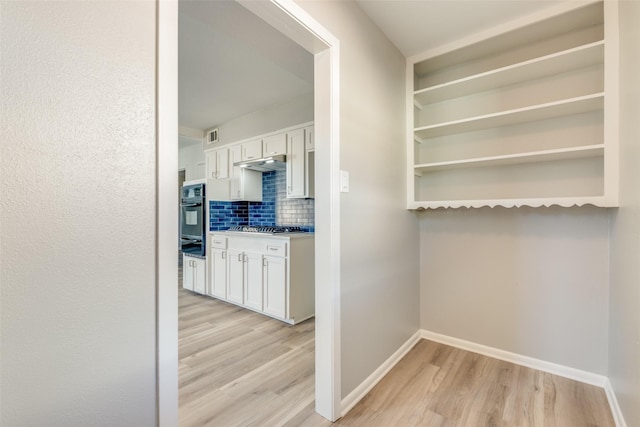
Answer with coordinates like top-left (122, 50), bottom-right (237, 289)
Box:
top-left (356, 0), bottom-right (563, 58)
top-left (179, 0), bottom-right (565, 140)
top-left (178, 0), bottom-right (314, 133)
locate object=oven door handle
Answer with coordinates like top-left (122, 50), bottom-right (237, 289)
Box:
top-left (180, 202), bottom-right (202, 208)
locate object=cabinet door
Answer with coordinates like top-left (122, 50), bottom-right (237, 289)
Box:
top-left (263, 255), bottom-right (287, 319)
top-left (286, 128), bottom-right (306, 198)
top-left (216, 148), bottom-right (229, 179)
top-left (182, 254), bottom-right (194, 291)
top-left (227, 249), bottom-right (244, 304)
top-left (206, 148), bottom-right (229, 180)
top-left (262, 133), bottom-right (287, 156)
top-left (193, 257), bottom-right (206, 295)
top-left (241, 139), bottom-right (262, 161)
top-left (210, 248), bottom-right (227, 299)
top-left (244, 252), bottom-right (264, 311)
top-left (304, 126), bottom-right (314, 150)
top-left (229, 145), bottom-right (243, 200)
top-left (206, 150), bottom-right (218, 180)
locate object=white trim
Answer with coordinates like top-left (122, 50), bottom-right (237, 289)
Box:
top-left (341, 331), bottom-right (422, 417)
top-left (157, 1), bottom-right (179, 426)
top-left (604, 378), bottom-right (628, 427)
top-left (421, 329), bottom-right (608, 387)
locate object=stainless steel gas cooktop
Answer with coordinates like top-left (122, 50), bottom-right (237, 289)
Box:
top-left (226, 226), bottom-right (305, 234)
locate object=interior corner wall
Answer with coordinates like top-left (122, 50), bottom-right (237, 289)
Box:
top-left (0, 2), bottom-right (157, 426)
top-left (608, 1), bottom-right (640, 425)
top-left (297, 1), bottom-right (420, 398)
top-left (178, 140), bottom-right (206, 180)
top-left (419, 205), bottom-right (610, 374)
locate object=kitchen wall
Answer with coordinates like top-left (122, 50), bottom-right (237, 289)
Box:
top-left (178, 138), bottom-right (205, 181)
top-left (608, 1), bottom-right (640, 425)
top-left (206, 92), bottom-right (313, 147)
top-left (209, 169), bottom-right (315, 231)
top-left (1, 2), bottom-right (157, 426)
top-left (298, 1), bottom-right (420, 399)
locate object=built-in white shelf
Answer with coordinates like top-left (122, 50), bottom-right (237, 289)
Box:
top-left (414, 41), bottom-right (604, 107)
top-left (406, 0), bottom-right (617, 210)
top-left (407, 196), bottom-right (617, 211)
top-left (414, 93), bottom-right (604, 140)
top-left (414, 144), bottom-right (604, 175)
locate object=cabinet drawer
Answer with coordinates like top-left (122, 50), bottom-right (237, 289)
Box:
top-left (211, 236), bottom-right (227, 249)
top-left (264, 241), bottom-right (287, 257)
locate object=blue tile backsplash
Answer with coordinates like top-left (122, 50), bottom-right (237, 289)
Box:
top-left (209, 169), bottom-right (314, 232)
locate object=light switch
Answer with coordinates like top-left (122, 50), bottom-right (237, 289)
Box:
top-left (340, 170), bottom-right (349, 193)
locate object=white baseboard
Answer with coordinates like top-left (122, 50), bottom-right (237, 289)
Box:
top-left (422, 330), bottom-right (629, 427)
top-left (604, 378), bottom-right (628, 427)
top-left (340, 330), bottom-right (422, 417)
top-left (421, 329), bottom-right (608, 387)
top-left (339, 328), bottom-right (627, 427)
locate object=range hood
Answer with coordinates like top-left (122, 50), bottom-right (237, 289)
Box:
top-left (233, 154), bottom-right (286, 172)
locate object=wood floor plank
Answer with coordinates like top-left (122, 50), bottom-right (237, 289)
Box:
top-left (178, 268), bottom-right (614, 427)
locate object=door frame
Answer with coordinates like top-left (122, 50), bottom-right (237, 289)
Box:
top-left (156, 0), bottom-right (342, 424)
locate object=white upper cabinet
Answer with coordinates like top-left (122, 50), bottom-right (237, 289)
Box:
top-left (286, 128), bottom-right (306, 198)
top-left (241, 139), bottom-right (262, 161)
top-left (262, 133), bottom-right (287, 156)
top-left (304, 125), bottom-right (314, 151)
top-left (407, 1), bottom-right (618, 209)
top-left (206, 147), bottom-right (229, 180)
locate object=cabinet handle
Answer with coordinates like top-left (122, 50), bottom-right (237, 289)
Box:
top-left (238, 253), bottom-right (243, 262)
top-left (263, 258), bottom-right (268, 267)
top-left (268, 247), bottom-right (278, 251)
top-left (269, 151), bottom-right (277, 155)
top-left (222, 252), bottom-right (225, 259)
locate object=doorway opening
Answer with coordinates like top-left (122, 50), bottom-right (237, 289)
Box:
top-left (158, 0), bottom-right (342, 424)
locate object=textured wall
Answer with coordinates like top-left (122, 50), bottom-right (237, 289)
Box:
top-left (0, 2), bottom-right (157, 425)
top-left (608, 1), bottom-right (640, 425)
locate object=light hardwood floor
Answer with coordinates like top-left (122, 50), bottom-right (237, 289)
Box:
top-left (178, 277), bottom-right (614, 426)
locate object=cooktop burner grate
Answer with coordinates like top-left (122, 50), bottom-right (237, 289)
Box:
top-left (227, 226), bottom-right (305, 234)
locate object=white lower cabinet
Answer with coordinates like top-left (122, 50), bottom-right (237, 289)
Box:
top-left (263, 255), bottom-right (287, 319)
top-left (227, 249), bottom-right (244, 304)
top-left (209, 248), bottom-right (227, 299)
top-left (183, 254), bottom-right (206, 295)
top-left (227, 249), bottom-right (263, 308)
top-left (209, 232), bottom-right (314, 324)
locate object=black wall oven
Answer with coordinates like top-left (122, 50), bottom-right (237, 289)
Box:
top-left (180, 182), bottom-right (206, 256)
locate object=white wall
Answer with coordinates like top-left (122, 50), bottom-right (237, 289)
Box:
top-left (419, 206), bottom-right (610, 374)
top-left (608, 1), bottom-right (640, 425)
top-left (298, 1), bottom-right (420, 398)
top-left (0, 2), bottom-right (157, 426)
top-left (178, 138), bottom-right (206, 181)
